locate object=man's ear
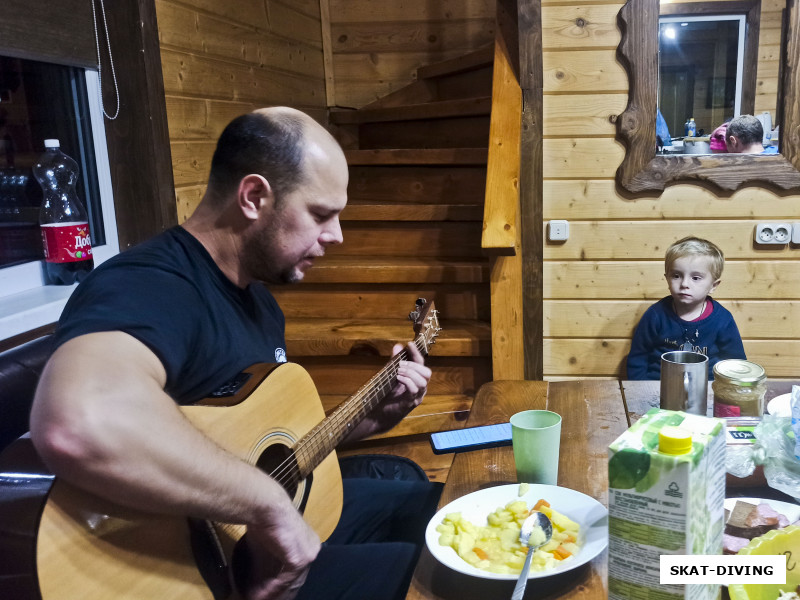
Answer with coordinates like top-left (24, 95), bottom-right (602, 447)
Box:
top-left (237, 174), bottom-right (274, 220)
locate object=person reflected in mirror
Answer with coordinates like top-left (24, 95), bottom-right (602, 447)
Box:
top-left (709, 121), bottom-right (730, 154)
top-left (725, 114), bottom-right (778, 154)
top-left (626, 236), bottom-right (746, 380)
top-left (656, 108), bottom-right (672, 152)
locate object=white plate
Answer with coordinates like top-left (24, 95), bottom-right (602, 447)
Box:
top-left (767, 393), bottom-right (792, 418)
top-left (724, 496), bottom-right (800, 522)
top-left (425, 483), bottom-right (608, 580)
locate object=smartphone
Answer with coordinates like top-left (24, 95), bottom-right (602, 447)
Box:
top-left (430, 423), bottom-right (512, 454)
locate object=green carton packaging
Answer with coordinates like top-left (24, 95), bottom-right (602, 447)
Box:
top-left (608, 408), bottom-right (725, 599)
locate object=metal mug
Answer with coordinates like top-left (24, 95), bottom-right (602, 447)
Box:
top-left (660, 351), bottom-right (709, 415)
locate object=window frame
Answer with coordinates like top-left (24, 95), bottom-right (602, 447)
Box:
top-left (0, 70), bottom-right (119, 340)
top-left (0, 0), bottom-right (177, 347)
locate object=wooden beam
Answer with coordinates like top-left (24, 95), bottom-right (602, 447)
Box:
top-left (319, 0), bottom-right (336, 107)
top-left (518, 0), bottom-right (544, 380)
top-left (485, 0), bottom-right (525, 381)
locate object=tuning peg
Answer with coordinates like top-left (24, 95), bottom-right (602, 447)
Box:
top-left (408, 310), bottom-right (419, 322)
top-left (416, 297), bottom-right (426, 307)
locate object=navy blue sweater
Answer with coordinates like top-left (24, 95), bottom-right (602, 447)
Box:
top-left (626, 296), bottom-right (746, 380)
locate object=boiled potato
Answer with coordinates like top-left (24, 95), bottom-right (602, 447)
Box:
top-left (436, 498), bottom-right (582, 575)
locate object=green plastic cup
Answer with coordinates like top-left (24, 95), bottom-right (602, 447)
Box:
top-left (510, 410), bottom-right (562, 485)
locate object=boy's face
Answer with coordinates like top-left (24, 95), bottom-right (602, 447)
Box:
top-left (665, 255), bottom-right (720, 309)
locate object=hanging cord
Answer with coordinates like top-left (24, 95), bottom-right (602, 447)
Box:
top-left (91, 0), bottom-right (120, 120)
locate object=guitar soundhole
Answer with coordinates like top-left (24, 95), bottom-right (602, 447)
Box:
top-left (256, 443), bottom-right (300, 498)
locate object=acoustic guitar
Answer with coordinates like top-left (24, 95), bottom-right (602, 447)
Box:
top-left (0, 299), bottom-right (440, 600)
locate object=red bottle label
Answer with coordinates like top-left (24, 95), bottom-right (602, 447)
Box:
top-left (41, 222), bottom-right (93, 263)
top-left (713, 402), bottom-right (741, 418)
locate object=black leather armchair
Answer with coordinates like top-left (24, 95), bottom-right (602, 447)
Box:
top-left (0, 335), bottom-right (53, 452)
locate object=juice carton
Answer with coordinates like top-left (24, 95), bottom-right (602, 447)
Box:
top-left (608, 408), bottom-right (725, 599)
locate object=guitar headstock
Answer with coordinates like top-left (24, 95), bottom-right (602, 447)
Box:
top-left (408, 298), bottom-right (441, 355)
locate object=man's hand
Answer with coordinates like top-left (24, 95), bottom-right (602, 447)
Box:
top-left (241, 504), bottom-right (321, 600)
top-left (345, 341), bottom-right (431, 441)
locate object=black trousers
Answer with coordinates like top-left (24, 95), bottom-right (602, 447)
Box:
top-left (296, 474), bottom-right (443, 600)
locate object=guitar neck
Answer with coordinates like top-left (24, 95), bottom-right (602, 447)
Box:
top-left (292, 335), bottom-right (428, 477)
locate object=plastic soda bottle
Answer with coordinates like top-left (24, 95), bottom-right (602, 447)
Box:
top-left (33, 139), bottom-right (94, 284)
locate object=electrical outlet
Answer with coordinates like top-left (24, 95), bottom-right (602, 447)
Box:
top-left (755, 223), bottom-right (792, 244)
top-left (548, 220), bottom-right (569, 241)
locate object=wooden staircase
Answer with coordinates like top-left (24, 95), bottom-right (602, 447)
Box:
top-left (271, 47), bottom-right (495, 476)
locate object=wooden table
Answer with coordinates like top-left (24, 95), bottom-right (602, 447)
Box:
top-left (407, 380), bottom-right (630, 600)
top-left (407, 379), bottom-right (799, 600)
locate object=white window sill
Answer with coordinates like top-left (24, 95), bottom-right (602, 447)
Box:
top-left (0, 283), bottom-right (76, 341)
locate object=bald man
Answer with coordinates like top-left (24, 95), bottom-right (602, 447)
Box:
top-left (30, 108), bottom-right (439, 600)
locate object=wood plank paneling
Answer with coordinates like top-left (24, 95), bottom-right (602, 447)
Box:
top-left (544, 261), bottom-right (800, 300)
top-left (327, 0), bottom-right (496, 108)
top-left (156, 0), bottom-right (327, 227)
top-left (544, 339), bottom-right (800, 378)
top-left (545, 300), bottom-right (800, 339)
top-left (544, 180), bottom-right (800, 219)
top-left (541, 5), bottom-right (621, 49)
top-left (543, 50), bottom-right (628, 93)
top-left (544, 221), bottom-right (800, 260)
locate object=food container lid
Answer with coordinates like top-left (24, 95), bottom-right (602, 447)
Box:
top-left (713, 359), bottom-right (766, 386)
top-left (659, 426), bottom-right (693, 455)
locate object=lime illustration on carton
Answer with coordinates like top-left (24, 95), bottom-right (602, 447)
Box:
top-left (608, 408), bottom-right (725, 600)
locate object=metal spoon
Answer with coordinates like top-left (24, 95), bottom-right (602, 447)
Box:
top-left (511, 511), bottom-right (553, 600)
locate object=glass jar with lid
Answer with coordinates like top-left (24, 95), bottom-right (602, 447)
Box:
top-left (712, 360), bottom-right (767, 417)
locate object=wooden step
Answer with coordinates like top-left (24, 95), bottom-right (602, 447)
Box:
top-left (320, 394), bottom-right (472, 436)
top-left (357, 115), bottom-right (490, 149)
top-left (273, 285), bottom-right (487, 320)
top-left (272, 284), bottom-right (489, 321)
top-left (345, 148), bottom-right (488, 165)
top-left (285, 318), bottom-right (492, 357)
top-left (297, 355), bottom-right (493, 397)
top-left (330, 97), bottom-right (492, 125)
top-left (416, 44), bottom-right (494, 80)
top-left (302, 256), bottom-right (488, 284)
top-left (341, 203), bottom-right (482, 221)
top-left (329, 221), bottom-right (484, 258)
top-left (347, 166), bottom-right (486, 204)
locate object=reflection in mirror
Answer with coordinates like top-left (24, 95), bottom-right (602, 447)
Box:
top-left (658, 15), bottom-right (745, 153)
top-left (616, 0), bottom-right (800, 192)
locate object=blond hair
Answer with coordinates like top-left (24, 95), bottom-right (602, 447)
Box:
top-left (664, 236), bottom-right (724, 281)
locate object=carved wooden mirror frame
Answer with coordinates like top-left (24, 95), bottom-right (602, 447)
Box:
top-left (616, 0), bottom-right (800, 193)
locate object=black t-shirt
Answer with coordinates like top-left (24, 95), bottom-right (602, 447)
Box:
top-left (53, 226), bottom-right (287, 404)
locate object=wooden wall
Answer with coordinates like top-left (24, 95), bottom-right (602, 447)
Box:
top-left (326, 0), bottom-right (497, 108)
top-left (541, 0), bottom-right (800, 380)
top-left (154, 0), bottom-right (327, 222)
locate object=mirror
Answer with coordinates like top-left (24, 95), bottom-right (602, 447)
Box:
top-left (616, 0), bottom-right (800, 193)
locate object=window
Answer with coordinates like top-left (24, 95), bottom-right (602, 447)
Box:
top-left (0, 58), bottom-right (118, 341)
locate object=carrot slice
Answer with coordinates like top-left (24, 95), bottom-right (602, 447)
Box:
top-left (473, 547), bottom-right (489, 561)
top-left (532, 499), bottom-right (550, 511)
top-left (553, 545), bottom-right (572, 560)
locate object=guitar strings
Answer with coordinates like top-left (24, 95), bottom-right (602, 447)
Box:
top-left (267, 334), bottom-right (429, 489)
top-left (267, 346), bottom-right (412, 488)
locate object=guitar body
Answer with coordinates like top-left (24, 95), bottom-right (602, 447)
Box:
top-left (1, 362), bottom-right (342, 600)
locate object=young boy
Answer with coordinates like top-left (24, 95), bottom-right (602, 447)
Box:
top-left (626, 236), bottom-right (746, 380)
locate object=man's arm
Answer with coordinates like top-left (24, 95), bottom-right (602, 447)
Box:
top-left (30, 331), bottom-right (319, 600)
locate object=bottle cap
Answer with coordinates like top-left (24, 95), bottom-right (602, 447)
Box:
top-left (659, 426), bottom-right (692, 455)
top-left (44, 139), bottom-right (60, 148)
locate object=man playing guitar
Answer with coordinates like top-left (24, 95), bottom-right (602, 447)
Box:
top-left (30, 107), bottom-right (438, 600)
